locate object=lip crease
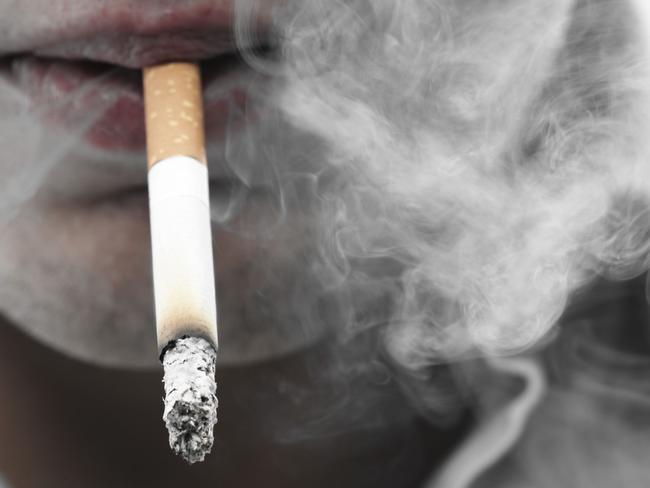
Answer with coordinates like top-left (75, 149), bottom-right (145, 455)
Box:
top-left (34, 31), bottom-right (240, 69)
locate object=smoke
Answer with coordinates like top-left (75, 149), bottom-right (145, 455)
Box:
top-left (427, 356), bottom-right (546, 488)
top-left (231, 0), bottom-right (650, 366)
top-left (446, 285), bottom-right (650, 488)
top-left (254, 0), bottom-right (650, 361)
top-left (225, 0), bottom-right (650, 483)
top-left (0, 62), bottom-right (122, 223)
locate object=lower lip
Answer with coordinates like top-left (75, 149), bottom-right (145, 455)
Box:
top-left (5, 55), bottom-right (254, 151)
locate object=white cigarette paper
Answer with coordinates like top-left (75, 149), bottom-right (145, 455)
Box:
top-left (148, 155), bottom-right (218, 350)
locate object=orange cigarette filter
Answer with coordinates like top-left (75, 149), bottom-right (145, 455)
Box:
top-left (143, 62), bottom-right (207, 168)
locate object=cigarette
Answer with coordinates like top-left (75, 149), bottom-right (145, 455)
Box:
top-left (143, 62), bottom-right (219, 464)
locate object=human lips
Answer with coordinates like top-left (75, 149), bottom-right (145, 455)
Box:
top-left (8, 53), bottom-right (254, 151)
top-left (0, 1), bottom-right (274, 151)
top-left (0, 1), bottom-right (274, 64)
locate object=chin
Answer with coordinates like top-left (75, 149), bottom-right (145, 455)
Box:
top-left (0, 187), bottom-right (331, 369)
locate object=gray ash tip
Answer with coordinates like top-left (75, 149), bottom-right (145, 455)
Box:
top-left (162, 336), bottom-right (218, 464)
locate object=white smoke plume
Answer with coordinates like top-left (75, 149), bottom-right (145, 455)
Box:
top-left (251, 0), bottom-right (650, 362)
top-left (0, 64), bottom-right (122, 223)
top-left (228, 0), bottom-right (650, 484)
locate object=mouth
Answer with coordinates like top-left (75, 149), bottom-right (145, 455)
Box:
top-left (0, 2), bottom-right (276, 151)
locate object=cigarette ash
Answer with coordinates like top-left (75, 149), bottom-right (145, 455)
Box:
top-left (161, 336), bottom-right (218, 464)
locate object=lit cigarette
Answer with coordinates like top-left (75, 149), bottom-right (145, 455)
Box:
top-left (143, 62), bottom-right (218, 464)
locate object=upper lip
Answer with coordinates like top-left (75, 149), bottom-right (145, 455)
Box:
top-left (0, 1), bottom-right (274, 68)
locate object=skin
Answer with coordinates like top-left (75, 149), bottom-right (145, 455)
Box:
top-left (0, 0), bottom-right (333, 368)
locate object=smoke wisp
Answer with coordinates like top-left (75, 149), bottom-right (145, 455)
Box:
top-left (222, 0), bottom-right (650, 372)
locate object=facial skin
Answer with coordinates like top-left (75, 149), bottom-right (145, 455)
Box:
top-left (0, 0), bottom-right (587, 369)
top-left (0, 0), bottom-right (338, 368)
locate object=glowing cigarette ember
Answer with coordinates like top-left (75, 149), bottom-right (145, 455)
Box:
top-left (143, 62), bottom-right (219, 464)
